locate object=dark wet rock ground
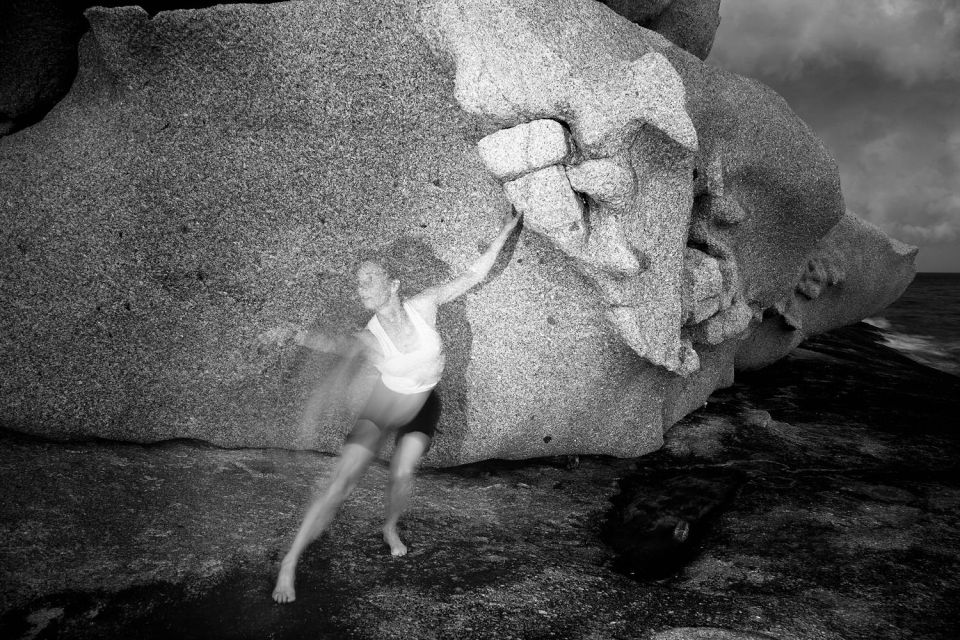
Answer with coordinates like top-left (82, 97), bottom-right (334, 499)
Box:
top-left (2, 323), bottom-right (959, 639)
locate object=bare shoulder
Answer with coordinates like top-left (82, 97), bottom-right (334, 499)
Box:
top-left (406, 291), bottom-right (440, 325)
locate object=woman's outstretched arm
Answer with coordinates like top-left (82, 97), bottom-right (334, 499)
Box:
top-left (422, 208), bottom-right (521, 306)
top-left (296, 329), bottom-right (383, 364)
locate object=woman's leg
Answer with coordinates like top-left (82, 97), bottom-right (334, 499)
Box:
top-left (383, 431), bottom-right (430, 557)
top-left (272, 437), bottom-right (377, 603)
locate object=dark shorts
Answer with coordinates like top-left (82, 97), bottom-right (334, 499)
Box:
top-left (345, 377), bottom-right (441, 453)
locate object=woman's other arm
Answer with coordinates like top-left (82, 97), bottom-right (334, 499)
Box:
top-left (294, 330), bottom-right (351, 353)
top-left (296, 329), bottom-right (382, 363)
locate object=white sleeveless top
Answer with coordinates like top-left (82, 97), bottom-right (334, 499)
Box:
top-left (366, 302), bottom-right (445, 394)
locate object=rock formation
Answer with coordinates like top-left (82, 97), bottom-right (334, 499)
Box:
top-left (0, 0), bottom-right (915, 465)
top-left (735, 211), bottom-right (918, 370)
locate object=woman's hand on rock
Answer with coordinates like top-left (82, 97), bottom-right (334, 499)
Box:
top-left (500, 207), bottom-right (522, 232)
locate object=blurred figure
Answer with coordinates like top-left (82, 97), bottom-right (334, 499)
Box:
top-left (272, 210), bottom-right (521, 603)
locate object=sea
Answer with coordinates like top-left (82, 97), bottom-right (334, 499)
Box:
top-left (864, 272), bottom-right (960, 376)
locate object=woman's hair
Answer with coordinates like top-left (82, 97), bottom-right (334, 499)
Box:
top-left (357, 237), bottom-right (447, 296)
top-left (357, 254), bottom-right (399, 282)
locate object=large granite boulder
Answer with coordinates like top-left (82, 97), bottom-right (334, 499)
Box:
top-left (0, 0), bottom-right (913, 465)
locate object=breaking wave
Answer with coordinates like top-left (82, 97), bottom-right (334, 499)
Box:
top-left (865, 316), bottom-right (960, 376)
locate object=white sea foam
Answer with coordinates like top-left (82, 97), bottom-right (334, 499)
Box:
top-left (878, 330), bottom-right (960, 376)
top-left (863, 316), bottom-right (891, 330)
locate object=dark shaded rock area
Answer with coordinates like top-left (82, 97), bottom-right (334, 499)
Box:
top-left (2, 322), bottom-right (959, 640)
top-left (0, 0), bottom-right (283, 135)
top-left (597, 0), bottom-right (721, 59)
top-left (1, 0), bottom-right (720, 138)
top-left (0, 0), bottom-right (86, 133)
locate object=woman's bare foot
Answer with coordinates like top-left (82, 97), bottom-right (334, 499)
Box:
top-left (383, 526), bottom-right (408, 557)
top-left (272, 556), bottom-right (297, 603)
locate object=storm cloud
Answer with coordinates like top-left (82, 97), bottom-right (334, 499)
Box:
top-left (709, 0), bottom-right (960, 271)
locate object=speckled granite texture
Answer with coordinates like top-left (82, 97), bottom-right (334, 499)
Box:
top-left (0, 0), bottom-right (914, 464)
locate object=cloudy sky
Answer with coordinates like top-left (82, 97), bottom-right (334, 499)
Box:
top-left (709, 0), bottom-right (960, 272)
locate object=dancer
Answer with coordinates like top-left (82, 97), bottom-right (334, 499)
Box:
top-left (272, 209), bottom-right (521, 603)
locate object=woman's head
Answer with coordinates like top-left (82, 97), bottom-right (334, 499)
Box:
top-left (355, 238), bottom-right (445, 309)
top-left (356, 260), bottom-right (399, 311)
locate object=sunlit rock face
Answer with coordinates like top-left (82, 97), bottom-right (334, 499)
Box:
top-left (0, 0), bottom-right (913, 465)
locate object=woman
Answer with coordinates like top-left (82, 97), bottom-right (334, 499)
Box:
top-left (272, 209), bottom-right (521, 603)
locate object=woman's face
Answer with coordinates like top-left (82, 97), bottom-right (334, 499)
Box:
top-left (357, 261), bottom-right (395, 311)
